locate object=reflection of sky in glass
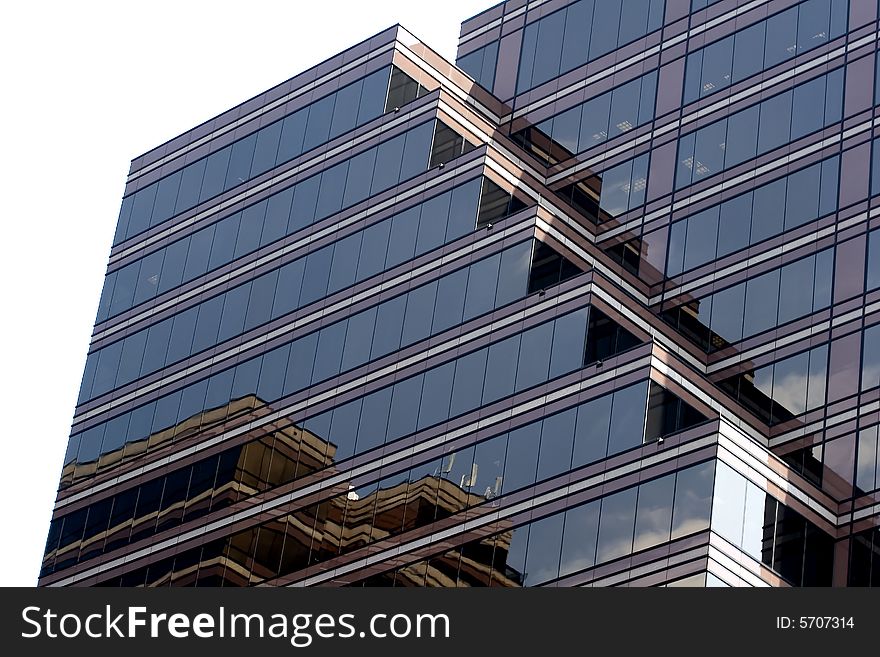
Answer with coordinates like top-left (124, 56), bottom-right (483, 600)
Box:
top-left (771, 352), bottom-right (809, 416)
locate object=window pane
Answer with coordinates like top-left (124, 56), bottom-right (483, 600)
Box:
top-left (573, 393), bottom-right (612, 467)
top-left (596, 487), bottom-right (637, 563)
top-left (743, 269), bottom-right (780, 338)
top-left (750, 178), bottom-right (786, 244)
top-left (717, 193), bottom-right (752, 259)
top-left (417, 361), bottom-right (455, 430)
top-left (483, 335), bottom-right (520, 404)
top-left (724, 105), bottom-right (759, 168)
top-left (757, 91), bottom-right (792, 154)
top-left (462, 253), bottom-right (500, 321)
top-left (524, 514), bottom-right (564, 585)
top-left (401, 282), bottom-right (438, 347)
top-left (671, 460), bottom-right (714, 540)
top-left (515, 321), bottom-right (554, 391)
top-left (732, 22), bottom-right (766, 82)
top-left (607, 382), bottom-right (647, 455)
top-left (778, 256), bottom-right (816, 325)
top-left (449, 348), bottom-right (487, 417)
top-left (503, 423), bottom-right (541, 492)
top-left (683, 206), bottom-right (719, 272)
top-left (536, 408), bottom-right (576, 481)
top-left (765, 9), bottom-right (798, 68)
top-left (633, 474), bottom-right (675, 551)
top-left (560, 500), bottom-right (600, 576)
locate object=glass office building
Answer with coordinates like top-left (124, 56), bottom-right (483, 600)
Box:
top-left (40, 0), bottom-right (880, 587)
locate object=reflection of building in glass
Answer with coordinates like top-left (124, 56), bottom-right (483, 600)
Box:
top-left (42, 0), bottom-right (880, 587)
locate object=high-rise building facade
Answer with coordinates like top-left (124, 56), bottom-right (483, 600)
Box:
top-left (40, 0), bottom-right (880, 587)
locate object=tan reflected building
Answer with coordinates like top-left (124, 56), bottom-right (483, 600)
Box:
top-left (42, 0), bottom-right (880, 587)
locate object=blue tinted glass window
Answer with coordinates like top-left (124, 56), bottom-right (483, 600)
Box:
top-left (341, 307), bottom-right (377, 372)
top-left (732, 22), bottom-right (766, 83)
top-left (251, 120), bottom-right (283, 176)
top-left (302, 95), bottom-right (335, 152)
top-left (224, 133), bottom-right (256, 190)
top-left (462, 253), bottom-right (500, 320)
top-left (596, 487), bottom-right (637, 563)
top-left (536, 408), bottom-right (576, 481)
top-left (560, 500), bottom-right (600, 576)
top-left (299, 246), bottom-right (333, 306)
top-left (765, 9), bottom-right (798, 68)
top-left (573, 393), bottom-right (612, 467)
top-left (401, 282), bottom-right (438, 346)
top-left (503, 423), bottom-right (541, 492)
top-left (327, 233), bottom-right (363, 294)
top-left (199, 147), bottom-right (231, 202)
top-left (724, 106), bottom-right (759, 168)
top-left (417, 362), bottom-right (455, 430)
top-left (515, 321), bottom-right (554, 391)
top-left (607, 382), bottom-right (647, 455)
top-left (589, 0), bottom-right (623, 60)
top-left (450, 349), bottom-right (487, 417)
top-left (312, 321), bottom-right (347, 383)
top-left (532, 10), bottom-right (565, 89)
top-left (277, 110), bottom-right (307, 164)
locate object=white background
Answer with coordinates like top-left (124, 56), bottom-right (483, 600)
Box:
top-left (0, 0), bottom-right (491, 586)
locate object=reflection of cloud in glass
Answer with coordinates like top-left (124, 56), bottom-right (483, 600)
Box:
top-left (772, 368), bottom-right (808, 416)
top-left (633, 508), bottom-right (671, 552)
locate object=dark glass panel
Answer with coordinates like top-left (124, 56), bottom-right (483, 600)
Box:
top-left (462, 253), bottom-right (500, 321)
top-left (417, 361), bottom-right (455, 430)
top-left (482, 335), bottom-right (520, 404)
top-left (415, 192), bottom-right (451, 256)
top-left (387, 373), bottom-right (424, 441)
top-left (385, 206), bottom-right (420, 269)
top-left (199, 146), bottom-right (231, 202)
top-left (536, 408), bottom-right (576, 481)
top-left (743, 269), bottom-right (780, 338)
top-left (251, 120), bottom-right (283, 177)
top-left (216, 283), bottom-right (250, 344)
top-left (312, 320), bottom-right (347, 384)
top-left (757, 91), bottom-right (793, 153)
top-left (385, 67), bottom-right (421, 112)
top-left (276, 110), bottom-right (307, 165)
top-left (356, 219), bottom-right (392, 281)
top-left (523, 514), bottom-right (564, 585)
top-left (515, 321), bottom-right (554, 392)
top-left (503, 422), bottom-right (541, 493)
top-left (224, 133), bottom-right (257, 190)
top-left (299, 245), bottom-right (333, 306)
top-left (764, 9), bottom-right (798, 68)
top-left (342, 149), bottom-right (377, 208)
top-left (432, 267), bottom-right (468, 334)
top-left (370, 132), bottom-right (406, 195)
top-left (589, 0), bottom-right (623, 60)
top-left (724, 105), bottom-right (759, 168)
top-left (371, 294), bottom-right (406, 359)
top-left (607, 381), bottom-right (648, 455)
top-left (549, 306), bottom-right (588, 378)
top-left (572, 393), bottom-right (612, 467)
top-left (271, 259), bottom-right (305, 319)
top-left (341, 306), bottom-right (377, 372)
top-left (671, 460), bottom-right (714, 540)
top-left (449, 348), bottom-right (488, 417)
top-left (732, 22), bottom-right (766, 82)
top-left (429, 122), bottom-right (465, 169)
